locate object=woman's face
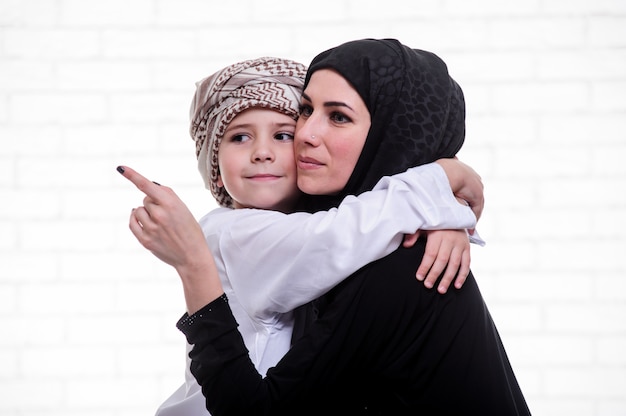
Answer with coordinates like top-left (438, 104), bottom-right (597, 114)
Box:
top-left (294, 69), bottom-right (371, 195)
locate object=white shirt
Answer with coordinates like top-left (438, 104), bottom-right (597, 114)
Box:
top-left (155, 163), bottom-right (482, 416)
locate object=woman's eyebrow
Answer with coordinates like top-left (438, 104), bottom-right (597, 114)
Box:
top-left (301, 92), bottom-right (354, 111)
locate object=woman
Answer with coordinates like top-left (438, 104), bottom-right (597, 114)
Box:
top-left (120, 55), bottom-right (484, 415)
top-left (176, 39), bottom-right (530, 415)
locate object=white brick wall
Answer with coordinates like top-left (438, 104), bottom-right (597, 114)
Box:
top-left (1, 1), bottom-right (624, 415)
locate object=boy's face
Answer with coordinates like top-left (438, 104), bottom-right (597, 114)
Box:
top-left (217, 108), bottom-right (301, 212)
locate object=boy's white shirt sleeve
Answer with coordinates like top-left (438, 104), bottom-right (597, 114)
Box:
top-left (201, 162), bottom-right (480, 322)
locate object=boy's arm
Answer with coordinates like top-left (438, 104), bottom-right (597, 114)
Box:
top-left (435, 157), bottom-right (484, 224)
top-left (207, 161), bottom-right (480, 319)
top-left (401, 158), bottom-right (485, 293)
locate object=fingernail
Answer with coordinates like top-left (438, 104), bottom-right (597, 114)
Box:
top-left (116, 166), bottom-right (125, 174)
top-left (152, 181), bottom-right (161, 186)
top-left (416, 274), bottom-right (424, 281)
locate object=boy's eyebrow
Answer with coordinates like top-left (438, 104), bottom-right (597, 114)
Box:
top-left (225, 121), bottom-right (296, 130)
top-left (301, 92), bottom-right (354, 112)
top-left (273, 122), bottom-right (297, 129)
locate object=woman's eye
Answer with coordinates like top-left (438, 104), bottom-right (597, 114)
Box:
top-left (299, 104), bottom-right (312, 117)
top-left (275, 132), bottom-right (294, 142)
top-left (330, 111), bottom-right (350, 123)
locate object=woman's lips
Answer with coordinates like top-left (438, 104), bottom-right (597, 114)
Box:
top-left (297, 156), bottom-right (323, 170)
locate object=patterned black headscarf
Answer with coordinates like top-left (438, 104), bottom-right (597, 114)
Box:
top-left (300, 38), bottom-right (465, 212)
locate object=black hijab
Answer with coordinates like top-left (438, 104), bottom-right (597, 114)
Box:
top-left (299, 38), bottom-right (466, 212)
top-left (292, 39), bottom-right (467, 342)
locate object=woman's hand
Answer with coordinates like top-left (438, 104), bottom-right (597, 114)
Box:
top-left (117, 165), bottom-right (223, 313)
top-left (121, 167), bottom-right (206, 269)
top-left (404, 229), bottom-right (471, 294)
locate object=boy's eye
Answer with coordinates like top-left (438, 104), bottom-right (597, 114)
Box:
top-left (275, 132), bottom-right (294, 142)
top-left (230, 133), bottom-right (250, 143)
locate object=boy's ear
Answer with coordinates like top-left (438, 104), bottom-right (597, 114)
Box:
top-left (216, 174), bottom-right (224, 188)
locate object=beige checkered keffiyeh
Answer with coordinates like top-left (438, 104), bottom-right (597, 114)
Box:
top-left (189, 57), bottom-right (307, 208)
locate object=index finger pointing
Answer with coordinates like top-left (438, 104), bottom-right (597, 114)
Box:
top-left (116, 165), bottom-right (161, 198)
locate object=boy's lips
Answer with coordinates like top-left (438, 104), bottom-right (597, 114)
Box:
top-left (246, 173), bottom-right (283, 181)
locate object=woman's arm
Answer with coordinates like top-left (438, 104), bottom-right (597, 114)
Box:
top-left (177, 242), bottom-right (439, 414)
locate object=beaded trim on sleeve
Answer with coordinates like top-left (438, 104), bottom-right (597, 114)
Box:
top-left (178, 294), bottom-right (229, 327)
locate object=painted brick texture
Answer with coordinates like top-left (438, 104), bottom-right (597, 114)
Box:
top-left (1, 1), bottom-right (625, 415)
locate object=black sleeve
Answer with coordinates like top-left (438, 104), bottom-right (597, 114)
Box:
top-left (176, 294), bottom-right (271, 415)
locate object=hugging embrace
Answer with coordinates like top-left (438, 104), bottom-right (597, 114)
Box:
top-left (120, 38), bottom-right (530, 415)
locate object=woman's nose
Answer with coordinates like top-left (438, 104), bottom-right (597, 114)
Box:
top-left (295, 121), bottom-right (320, 146)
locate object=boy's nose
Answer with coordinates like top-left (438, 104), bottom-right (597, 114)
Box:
top-left (252, 147), bottom-right (274, 162)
